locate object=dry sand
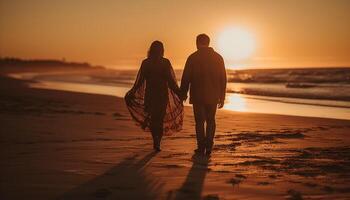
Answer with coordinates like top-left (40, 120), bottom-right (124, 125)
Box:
top-left (1, 75), bottom-right (350, 200)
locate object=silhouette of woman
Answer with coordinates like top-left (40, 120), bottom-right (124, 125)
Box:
top-left (125, 41), bottom-right (183, 151)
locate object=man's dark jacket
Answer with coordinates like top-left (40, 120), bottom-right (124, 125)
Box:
top-left (180, 47), bottom-right (226, 104)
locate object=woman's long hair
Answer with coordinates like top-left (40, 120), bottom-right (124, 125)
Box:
top-left (147, 41), bottom-right (164, 59)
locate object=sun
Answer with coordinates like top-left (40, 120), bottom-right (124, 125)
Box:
top-left (216, 27), bottom-right (256, 61)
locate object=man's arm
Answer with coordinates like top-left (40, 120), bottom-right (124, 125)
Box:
top-left (218, 56), bottom-right (226, 108)
top-left (166, 60), bottom-right (181, 97)
top-left (180, 57), bottom-right (192, 101)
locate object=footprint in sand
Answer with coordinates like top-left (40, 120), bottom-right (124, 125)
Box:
top-left (286, 189), bottom-right (303, 200)
top-left (113, 112), bottom-right (129, 120)
top-left (203, 194), bottom-right (220, 200)
top-left (227, 178), bottom-right (243, 186)
top-left (322, 186), bottom-right (334, 193)
top-left (268, 174), bottom-right (278, 179)
top-left (303, 182), bottom-right (318, 188)
top-left (94, 112), bottom-right (105, 115)
top-left (92, 188), bottom-right (112, 198)
top-left (113, 112), bottom-right (124, 117)
top-left (227, 174), bottom-right (247, 187)
top-left (257, 181), bottom-right (270, 185)
top-left (235, 174), bottom-right (247, 179)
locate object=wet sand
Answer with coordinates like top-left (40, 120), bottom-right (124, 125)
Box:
top-left (1, 75), bottom-right (350, 200)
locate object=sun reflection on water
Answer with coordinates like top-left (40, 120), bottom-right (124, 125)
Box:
top-left (224, 93), bottom-right (247, 112)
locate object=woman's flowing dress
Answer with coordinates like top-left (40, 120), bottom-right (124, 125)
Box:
top-left (125, 58), bottom-right (183, 135)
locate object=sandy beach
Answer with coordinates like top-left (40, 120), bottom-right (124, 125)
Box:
top-left (1, 72), bottom-right (350, 200)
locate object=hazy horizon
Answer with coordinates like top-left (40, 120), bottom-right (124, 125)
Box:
top-left (1, 0), bottom-right (350, 69)
top-left (2, 57), bottom-right (350, 71)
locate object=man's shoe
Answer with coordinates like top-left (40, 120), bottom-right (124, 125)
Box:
top-left (194, 148), bottom-right (204, 155)
top-left (154, 147), bottom-right (161, 152)
top-left (205, 150), bottom-right (212, 157)
top-left (153, 143), bottom-right (161, 152)
top-left (153, 145), bottom-right (161, 152)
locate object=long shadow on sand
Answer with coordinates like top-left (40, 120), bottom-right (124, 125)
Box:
top-left (58, 152), bottom-right (160, 200)
top-left (174, 154), bottom-right (210, 200)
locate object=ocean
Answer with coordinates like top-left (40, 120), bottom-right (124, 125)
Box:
top-left (10, 67), bottom-right (350, 120)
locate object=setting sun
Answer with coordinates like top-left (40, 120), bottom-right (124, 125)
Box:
top-left (216, 27), bottom-right (256, 61)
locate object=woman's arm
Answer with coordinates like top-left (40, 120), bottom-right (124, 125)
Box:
top-left (166, 60), bottom-right (182, 97)
top-left (125, 60), bottom-right (145, 102)
top-left (132, 60), bottom-right (146, 91)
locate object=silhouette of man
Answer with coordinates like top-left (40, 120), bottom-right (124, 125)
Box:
top-left (180, 34), bottom-right (227, 156)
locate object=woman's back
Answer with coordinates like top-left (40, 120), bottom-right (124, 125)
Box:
top-left (143, 58), bottom-right (169, 87)
top-left (142, 57), bottom-right (171, 105)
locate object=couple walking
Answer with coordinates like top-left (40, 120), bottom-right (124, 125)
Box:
top-left (125, 34), bottom-right (227, 156)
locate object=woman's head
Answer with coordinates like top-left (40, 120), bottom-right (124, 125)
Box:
top-left (148, 41), bottom-right (164, 59)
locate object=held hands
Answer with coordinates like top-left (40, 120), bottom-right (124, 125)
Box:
top-left (180, 93), bottom-right (188, 102)
top-left (177, 89), bottom-right (187, 102)
top-left (218, 99), bottom-right (224, 109)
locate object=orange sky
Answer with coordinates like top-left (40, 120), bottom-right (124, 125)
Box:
top-left (1, 0), bottom-right (350, 69)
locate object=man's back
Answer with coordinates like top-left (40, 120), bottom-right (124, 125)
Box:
top-left (181, 47), bottom-right (226, 104)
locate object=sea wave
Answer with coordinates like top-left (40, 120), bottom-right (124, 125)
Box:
top-left (227, 67), bottom-right (350, 84)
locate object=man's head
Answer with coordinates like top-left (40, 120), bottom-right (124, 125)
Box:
top-left (196, 34), bottom-right (210, 49)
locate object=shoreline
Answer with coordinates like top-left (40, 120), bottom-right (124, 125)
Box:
top-left (6, 70), bottom-right (350, 120)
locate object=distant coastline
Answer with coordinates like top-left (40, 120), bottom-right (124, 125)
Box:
top-left (0, 58), bottom-right (104, 74)
top-left (2, 57), bottom-right (350, 85)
